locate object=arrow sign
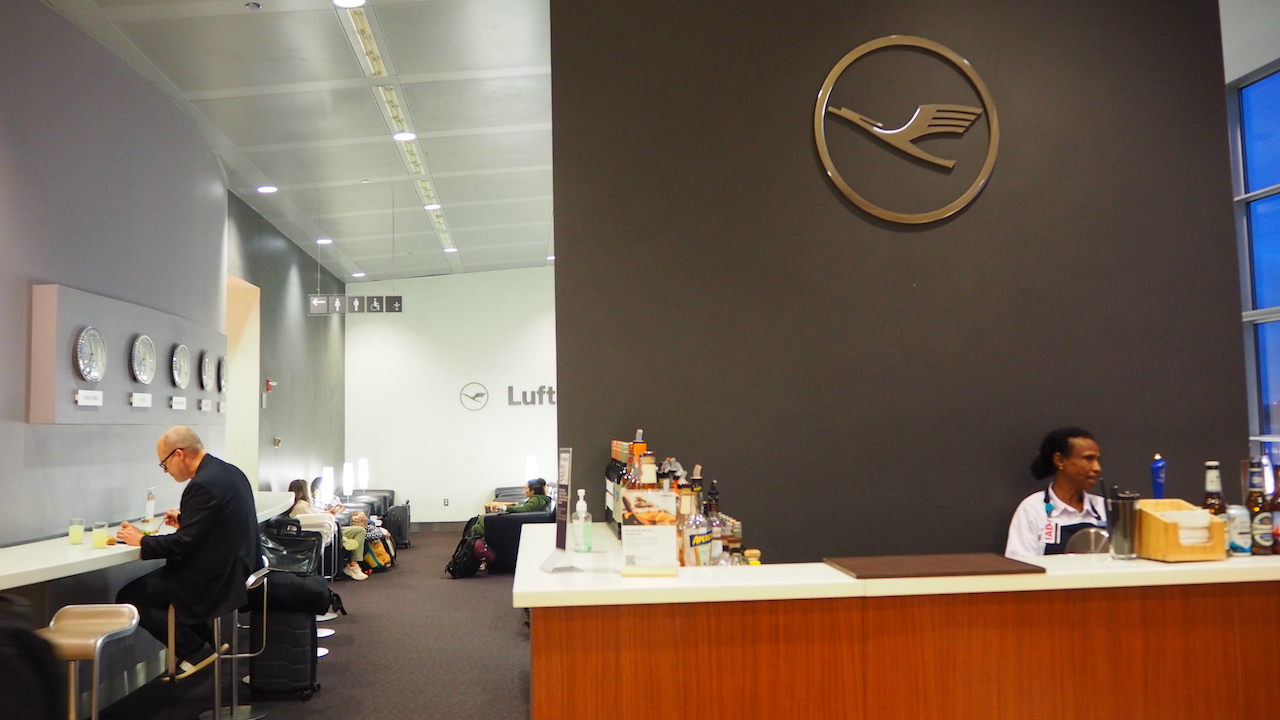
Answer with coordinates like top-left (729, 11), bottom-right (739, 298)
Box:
top-left (308, 295), bottom-right (331, 315)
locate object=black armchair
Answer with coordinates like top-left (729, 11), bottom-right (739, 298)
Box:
top-left (483, 505), bottom-right (555, 573)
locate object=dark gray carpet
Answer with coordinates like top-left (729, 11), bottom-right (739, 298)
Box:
top-left (98, 531), bottom-right (531, 720)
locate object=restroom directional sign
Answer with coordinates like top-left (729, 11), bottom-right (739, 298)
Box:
top-left (307, 294), bottom-right (402, 315)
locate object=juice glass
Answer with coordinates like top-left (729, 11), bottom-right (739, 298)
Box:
top-left (68, 518), bottom-right (85, 545)
top-left (92, 522), bottom-right (109, 549)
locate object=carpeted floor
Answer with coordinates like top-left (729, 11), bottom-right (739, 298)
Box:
top-left (98, 531), bottom-right (531, 720)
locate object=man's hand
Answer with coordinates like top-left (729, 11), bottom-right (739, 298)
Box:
top-left (163, 509), bottom-right (181, 529)
top-left (117, 521), bottom-right (145, 547)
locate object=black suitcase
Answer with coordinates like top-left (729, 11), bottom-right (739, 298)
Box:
top-left (385, 501), bottom-right (411, 548)
top-left (250, 610), bottom-right (320, 700)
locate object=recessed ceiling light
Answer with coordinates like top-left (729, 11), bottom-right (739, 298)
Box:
top-left (444, 248), bottom-right (458, 253)
top-left (333, 0), bottom-right (365, 7)
top-left (352, 272), bottom-right (366, 278)
top-left (547, 255), bottom-right (555, 261)
top-left (393, 131), bottom-right (417, 142)
top-left (245, 2), bottom-right (261, 8)
top-left (423, 203), bottom-right (442, 211)
top-left (360, 179), bottom-right (371, 184)
top-left (316, 238), bottom-right (333, 245)
top-left (257, 185), bottom-right (277, 194)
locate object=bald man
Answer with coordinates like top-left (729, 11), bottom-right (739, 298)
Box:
top-left (116, 426), bottom-right (261, 679)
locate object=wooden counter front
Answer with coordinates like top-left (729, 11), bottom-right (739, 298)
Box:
top-left (532, 597), bottom-right (863, 720)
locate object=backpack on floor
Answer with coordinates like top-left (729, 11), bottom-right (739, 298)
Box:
top-left (445, 515), bottom-right (483, 579)
top-left (445, 538), bottom-right (481, 578)
top-left (363, 535), bottom-right (395, 571)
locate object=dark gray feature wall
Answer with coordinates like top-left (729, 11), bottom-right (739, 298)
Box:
top-left (552, 0), bottom-right (1248, 561)
top-left (226, 194), bottom-right (345, 488)
top-left (0, 0), bottom-right (227, 546)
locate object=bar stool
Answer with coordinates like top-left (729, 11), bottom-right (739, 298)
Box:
top-left (200, 563), bottom-right (271, 720)
top-left (37, 604), bottom-right (140, 720)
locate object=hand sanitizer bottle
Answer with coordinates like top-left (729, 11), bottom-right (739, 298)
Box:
top-left (572, 489), bottom-right (592, 553)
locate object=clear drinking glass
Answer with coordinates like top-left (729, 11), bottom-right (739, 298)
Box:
top-left (91, 521), bottom-right (109, 549)
top-left (68, 518), bottom-right (85, 545)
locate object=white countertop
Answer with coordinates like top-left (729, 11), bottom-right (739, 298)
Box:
top-left (512, 523), bottom-right (1280, 608)
top-left (0, 491), bottom-right (294, 591)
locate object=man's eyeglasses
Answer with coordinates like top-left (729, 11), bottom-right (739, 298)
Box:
top-left (159, 447), bottom-right (183, 471)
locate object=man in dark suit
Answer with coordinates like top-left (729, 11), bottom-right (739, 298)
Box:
top-left (116, 426), bottom-right (261, 678)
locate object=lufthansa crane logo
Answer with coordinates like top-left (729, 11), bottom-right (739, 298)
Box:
top-left (814, 36), bottom-right (1000, 225)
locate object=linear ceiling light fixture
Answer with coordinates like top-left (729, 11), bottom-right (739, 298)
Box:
top-left (316, 238), bottom-right (333, 245)
top-left (257, 185), bottom-right (277, 193)
top-left (334, 0), bottom-right (366, 9)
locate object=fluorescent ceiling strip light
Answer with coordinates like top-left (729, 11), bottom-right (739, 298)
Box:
top-left (348, 9), bottom-right (387, 77)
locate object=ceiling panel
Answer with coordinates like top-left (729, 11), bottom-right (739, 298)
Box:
top-left (421, 129), bottom-right (553, 175)
top-left (321, 209), bottom-right (435, 240)
top-left (245, 142), bottom-right (407, 186)
top-left (452, 224), bottom-right (552, 251)
top-left (376, 0), bottom-right (550, 75)
top-left (286, 179), bottom-right (422, 218)
top-left (117, 10), bottom-right (364, 92)
top-left (446, 198), bottom-right (552, 229)
top-left (352, 253), bottom-right (453, 276)
top-left (194, 87), bottom-right (386, 147)
top-left (401, 75), bottom-right (551, 132)
top-left (433, 167), bottom-right (552, 204)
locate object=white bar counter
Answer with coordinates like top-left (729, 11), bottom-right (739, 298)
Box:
top-left (0, 491), bottom-right (293, 591)
top-left (514, 522), bottom-right (1280, 607)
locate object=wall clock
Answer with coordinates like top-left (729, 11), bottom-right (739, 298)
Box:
top-left (75, 326), bottom-right (107, 382)
top-left (130, 334), bottom-right (156, 384)
top-left (199, 351), bottom-right (213, 391)
top-left (171, 344), bottom-right (190, 389)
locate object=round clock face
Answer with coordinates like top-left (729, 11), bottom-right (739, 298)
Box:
top-left (217, 357), bottom-right (227, 393)
top-left (75, 326), bottom-right (108, 382)
top-left (199, 352), bottom-right (213, 391)
top-left (171, 344), bottom-right (190, 389)
top-left (130, 334), bottom-right (157, 384)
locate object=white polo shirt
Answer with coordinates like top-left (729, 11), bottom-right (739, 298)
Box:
top-left (1005, 486), bottom-right (1107, 557)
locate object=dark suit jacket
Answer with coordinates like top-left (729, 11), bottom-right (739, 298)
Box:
top-left (141, 454), bottom-right (261, 623)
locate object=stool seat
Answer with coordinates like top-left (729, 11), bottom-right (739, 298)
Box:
top-left (38, 604), bottom-right (139, 720)
top-left (38, 606), bottom-right (140, 661)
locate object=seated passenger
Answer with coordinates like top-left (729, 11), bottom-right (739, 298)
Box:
top-left (287, 479), bottom-right (367, 581)
top-left (1005, 427), bottom-right (1107, 557)
top-left (469, 478), bottom-right (552, 564)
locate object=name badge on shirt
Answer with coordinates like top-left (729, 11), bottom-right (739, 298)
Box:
top-left (1042, 521), bottom-right (1060, 545)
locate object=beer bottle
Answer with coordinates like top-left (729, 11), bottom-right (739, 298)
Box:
top-left (1247, 460), bottom-right (1273, 555)
top-left (1203, 461), bottom-right (1227, 516)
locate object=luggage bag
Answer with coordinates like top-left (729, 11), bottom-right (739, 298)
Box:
top-left (249, 610), bottom-right (320, 700)
top-left (385, 501), bottom-right (411, 547)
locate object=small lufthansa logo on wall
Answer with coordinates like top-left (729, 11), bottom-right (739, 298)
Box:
top-left (460, 382), bottom-right (488, 411)
top-left (814, 35), bottom-right (1000, 225)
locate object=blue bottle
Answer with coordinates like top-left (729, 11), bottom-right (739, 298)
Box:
top-left (1151, 453), bottom-right (1166, 499)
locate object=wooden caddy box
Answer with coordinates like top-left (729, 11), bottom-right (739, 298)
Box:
top-left (1136, 498), bottom-right (1226, 562)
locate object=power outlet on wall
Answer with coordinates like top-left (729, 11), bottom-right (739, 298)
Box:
top-left (443, 498), bottom-right (449, 506)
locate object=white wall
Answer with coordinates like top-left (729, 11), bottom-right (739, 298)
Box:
top-left (1220, 0), bottom-right (1280, 82)
top-left (345, 267), bottom-right (557, 522)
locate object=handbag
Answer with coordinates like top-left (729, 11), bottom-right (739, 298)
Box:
top-left (261, 516), bottom-right (322, 576)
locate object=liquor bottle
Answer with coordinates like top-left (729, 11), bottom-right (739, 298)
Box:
top-left (638, 453), bottom-right (658, 489)
top-left (1247, 460), bottom-right (1273, 555)
top-left (1203, 461), bottom-right (1228, 516)
top-left (677, 492), bottom-right (711, 566)
top-left (705, 481), bottom-right (724, 563)
top-left (1271, 469), bottom-right (1280, 554)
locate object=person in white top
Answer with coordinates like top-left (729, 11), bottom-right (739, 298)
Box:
top-left (1005, 427), bottom-right (1107, 557)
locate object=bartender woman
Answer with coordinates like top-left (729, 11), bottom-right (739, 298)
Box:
top-left (1005, 427), bottom-right (1107, 557)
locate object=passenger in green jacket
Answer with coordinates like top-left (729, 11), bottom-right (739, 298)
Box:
top-left (470, 478), bottom-right (552, 539)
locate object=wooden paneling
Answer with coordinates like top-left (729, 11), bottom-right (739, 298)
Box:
top-left (532, 597), bottom-right (864, 720)
top-left (862, 582), bottom-right (1280, 720)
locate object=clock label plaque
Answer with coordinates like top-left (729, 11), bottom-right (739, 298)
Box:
top-left (129, 393), bottom-right (152, 408)
top-left (74, 390), bottom-right (104, 407)
top-left (171, 397), bottom-right (187, 410)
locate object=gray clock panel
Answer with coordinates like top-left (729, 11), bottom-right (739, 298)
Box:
top-left (30, 284), bottom-right (228, 425)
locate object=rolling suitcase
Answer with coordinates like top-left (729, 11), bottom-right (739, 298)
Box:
top-left (385, 501), bottom-right (411, 547)
top-left (250, 610), bottom-right (320, 700)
